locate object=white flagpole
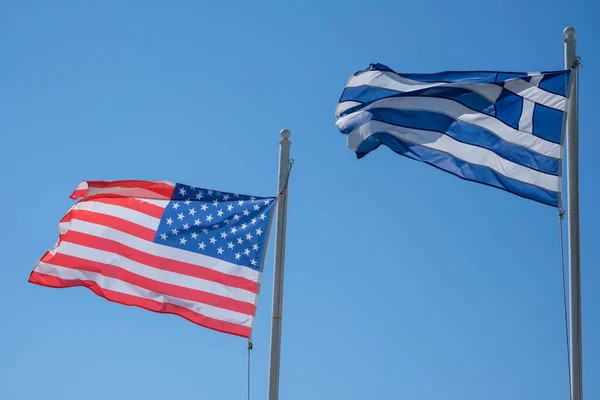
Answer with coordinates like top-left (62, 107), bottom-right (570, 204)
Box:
top-left (267, 129), bottom-right (292, 400)
top-left (563, 26), bottom-right (583, 400)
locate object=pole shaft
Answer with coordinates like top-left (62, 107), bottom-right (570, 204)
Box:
top-left (267, 130), bottom-right (291, 400)
top-left (564, 26), bottom-right (582, 400)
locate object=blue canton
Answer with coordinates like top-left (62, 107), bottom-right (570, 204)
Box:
top-left (154, 183), bottom-right (276, 271)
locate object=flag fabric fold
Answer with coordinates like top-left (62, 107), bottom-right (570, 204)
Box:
top-left (29, 180), bottom-right (277, 338)
top-left (335, 63), bottom-right (572, 207)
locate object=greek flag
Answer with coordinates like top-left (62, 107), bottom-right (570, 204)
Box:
top-left (335, 63), bottom-right (572, 207)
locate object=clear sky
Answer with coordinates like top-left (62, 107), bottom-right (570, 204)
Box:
top-left (2, 1), bottom-right (598, 399)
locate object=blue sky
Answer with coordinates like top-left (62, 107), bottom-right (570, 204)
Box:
top-left (1, 1), bottom-right (598, 399)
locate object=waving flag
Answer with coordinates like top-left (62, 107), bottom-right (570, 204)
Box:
top-left (335, 63), bottom-right (572, 206)
top-left (29, 180), bottom-right (276, 338)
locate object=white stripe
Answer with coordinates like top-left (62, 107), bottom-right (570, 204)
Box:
top-left (73, 201), bottom-right (161, 230)
top-left (34, 262), bottom-right (252, 327)
top-left (504, 78), bottom-right (566, 111)
top-left (518, 75), bottom-right (544, 133)
top-left (74, 181), bottom-right (88, 192)
top-left (519, 100), bottom-right (536, 133)
top-left (58, 219), bottom-right (260, 282)
top-left (346, 70), bottom-right (503, 103)
top-left (336, 96), bottom-right (561, 159)
top-left (336, 101), bottom-right (361, 117)
top-left (137, 198), bottom-right (170, 208)
top-left (347, 120), bottom-right (559, 192)
top-left (55, 241), bottom-right (257, 304)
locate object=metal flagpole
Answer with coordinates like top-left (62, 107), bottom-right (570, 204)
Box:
top-left (267, 129), bottom-right (292, 400)
top-left (563, 26), bottom-right (583, 400)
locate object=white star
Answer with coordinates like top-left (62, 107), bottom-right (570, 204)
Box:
top-left (250, 196), bottom-right (256, 202)
top-left (227, 204), bottom-right (234, 212)
top-left (214, 223), bottom-right (220, 229)
top-left (235, 252), bottom-right (241, 260)
top-left (210, 237), bottom-right (217, 244)
top-left (202, 228), bottom-right (209, 234)
top-left (244, 248), bottom-right (251, 255)
top-left (251, 218), bottom-right (257, 225)
top-left (179, 187), bottom-right (187, 196)
top-left (253, 204), bottom-right (260, 211)
top-left (241, 223), bottom-right (248, 230)
top-left (195, 192), bottom-right (204, 200)
top-left (243, 209), bottom-right (250, 216)
top-left (172, 202), bottom-right (180, 210)
top-left (231, 227), bottom-right (238, 234)
top-left (166, 218), bottom-right (173, 225)
top-left (256, 228), bottom-right (263, 236)
top-left (223, 219), bottom-right (230, 224)
top-left (160, 233), bottom-right (168, 240)
top-left (228, 242), bottom-right (235, 249)
top-left (252, 244), bottom-right (259, 251)
top-left (217, 209), bottom-right (224, 217)
top-left (189, 208), bottom-right (196, 216)
top-left (223, 194), bottom-right (230, 201)
top-left (206, 215), bottom-right (213, 222)
top-left (233, 214), bottom-right (240, 221)
top-left (172, 228), bottom-right (179, 235)
top-left (234, 193), bottom-right (240, 197)
top-left (199, 242), bottom-right (206, 250)
top-left (237, 200), bottom-right (245, 206)
top-left (180, 237), bottom-right (187, 245)
top-left (201, 204), bottom-right (208, 212)
top-left (250, 259), bottom-right (257, 266)
top-left (260, 213), bottom-right (267, 220)
top-left (213, 200), bottom-right (219, 207)
top-left (237, 238), bottom-right (244, 244)
top-left (207, 189), bottom-right (214, 196)
top-left (177, 213), bottom-right (185, 220)
top-left (246, 233), bottom-right (253, 240)
top-left (183, 223), bottom-right (190, 230)
top-left (191, 232), bottom-right (198, 239)
top-left (184, 199), bottom-right (191, 206)
top-left (264, 199), bottom-right (272, 205)
top-left (220, 232), bottom-right (228, 239)
top-left (194, 219), bottom-right (201, 226)
top-left (217, 247), bottom-right (224, 255)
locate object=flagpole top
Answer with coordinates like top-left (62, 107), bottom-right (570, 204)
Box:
top-left (564, 26), bottom-right (576, 38)
top-left (280, 129), bottom-right (291, 140)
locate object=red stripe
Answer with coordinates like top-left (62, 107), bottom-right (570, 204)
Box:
top-left (61, 210), bottom-right (156, 241)
top-left (78, 194), bottom-right (166, 219)
top-left (46, 253), bottom-right (255, 315)
top-left (28, 271), bottom-right (251, 338)
top-left (84, 180), bottom-right (174, 199)
top-left (60, 230), bottom-right (259, 293)
top-left (70, 189), bottom-right (87, 199)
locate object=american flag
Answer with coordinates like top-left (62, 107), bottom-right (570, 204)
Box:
top-left (29, 180), bottom-right (277, 338)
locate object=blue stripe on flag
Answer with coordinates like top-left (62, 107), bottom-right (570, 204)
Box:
top-left (356, 132), bottom-right (559, 206)
top-left (340, 86), bottom-right (495, 116)
top-left (398, 71), bottom-right (501, 83)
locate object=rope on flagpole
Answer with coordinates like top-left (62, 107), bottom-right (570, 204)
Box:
top-left (558, 209), bottom-right (572, 400)
top-left (278, 159), bottom-right (294, 196)
top-left (247, 339), bottom-right (253, 400)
